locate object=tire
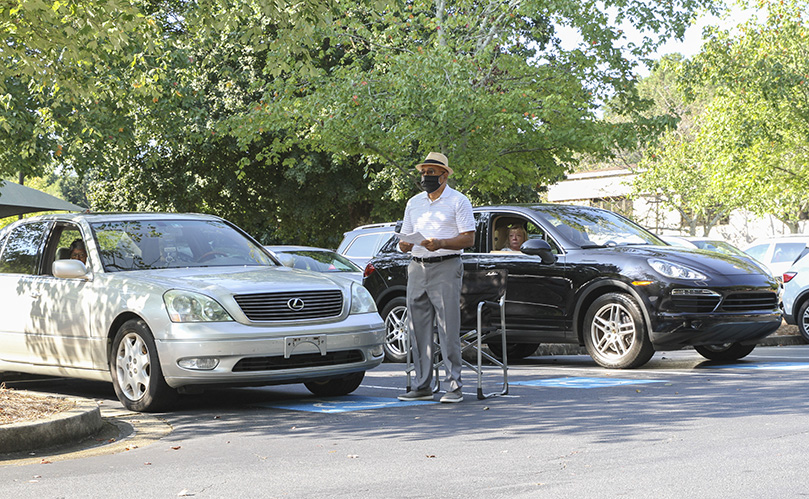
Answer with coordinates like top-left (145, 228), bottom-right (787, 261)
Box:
top-left (797, 300), bottom-right (809, 343)
top-left (304, 371), bottom-right (365, 396)
top-left (110, 319), bottom-right (176, 412)
top-left (381, 297), bottom-right (409, 363)
top-left (487, 342), bottom-right (540, 361)
top-left (583, 293), bottom-right (654, 369)
top-left (694, 343), bottom-right (756, 361)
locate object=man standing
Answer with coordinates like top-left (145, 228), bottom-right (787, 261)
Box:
top-left (397, 152), bottom-right (475, 403)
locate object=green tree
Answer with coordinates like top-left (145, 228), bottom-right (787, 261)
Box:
top-left (3, 0), bottom-right (724, 246)
top-left (630, 55), bottom-right (739, 235)
top-left (76, 0), bottom-right (396, 246)
top-left (683, 0), bottom-right (809, 232)
top-left (0, 0), bottom-right (342, 180)
top-left (229, 0), bottom-right (721, 206)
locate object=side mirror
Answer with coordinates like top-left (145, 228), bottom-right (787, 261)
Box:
top-left (277, 254), bottom-right (296, 268)
top-left (520, 239), bottom-right (557, 264)
top-left (53, 259), bottom-right (93, 280)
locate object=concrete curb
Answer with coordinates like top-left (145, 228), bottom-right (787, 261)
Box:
top-left (0, 393), bottom-right (103, 454)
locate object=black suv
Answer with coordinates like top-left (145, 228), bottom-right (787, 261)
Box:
top-left (363, 204), bottom-right (782, 368)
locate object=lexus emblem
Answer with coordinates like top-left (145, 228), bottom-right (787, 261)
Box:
top-left (287, 298), bottom-right (305, 311)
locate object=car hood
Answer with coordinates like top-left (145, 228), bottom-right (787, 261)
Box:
top-left (598, 245), bottom-right (771, 277)
top-left (111, 265), bottom-right (352, 294)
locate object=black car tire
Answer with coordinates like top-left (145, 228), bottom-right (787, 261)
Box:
top-left (694, 343), bottom-right (756, 361)
top-left (304, 371), bottom-right (365, 396)
top-left (110, 319), bottom-right (176, 412)
top-left (381, 297), bottom-right (409, 363)
top-left (487, 342), bottom-right (540, 361)
top-left (797, 300), bottom-right (809, 343)
top-left (583, 292), bottom-right (654, 369)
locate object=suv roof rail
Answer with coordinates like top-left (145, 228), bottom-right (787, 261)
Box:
top-left (352, 222), bottom-right (396, 230)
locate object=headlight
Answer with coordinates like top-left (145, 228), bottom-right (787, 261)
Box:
top-left (164, 290), bottom-right (234, 322)
top-left (350, 282), bottom-right (378, 314)
top-left (648, 259), bottom-right (707, 280)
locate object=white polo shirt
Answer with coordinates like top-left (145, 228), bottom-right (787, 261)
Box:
top-left (401, 185), bottom-right (475, 258)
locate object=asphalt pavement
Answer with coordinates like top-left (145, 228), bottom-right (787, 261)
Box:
top-left (1, 325), bottom-right (803, 460)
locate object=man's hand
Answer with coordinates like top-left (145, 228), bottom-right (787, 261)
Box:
top-left (399, 241), bottom-right (414, 252)
top-left (422, 238), bottom-right (441, 251)
top-left (423, 232), bottom-right (474, 252)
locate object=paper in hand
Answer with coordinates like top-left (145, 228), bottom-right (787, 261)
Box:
top-left (397, 232), bottom-right (426, 245)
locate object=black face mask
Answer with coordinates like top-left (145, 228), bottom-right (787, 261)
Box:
top-left (420, 175), bottom-right (442, 193)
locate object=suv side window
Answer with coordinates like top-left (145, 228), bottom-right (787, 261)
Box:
top-left (489, 214), bottom-right (561, 253)
top-left (744, 244), bottom-right (768, 262)
top-left (772, 242), bottom-right (807, 264)
top-left (344, 233), bottom-right (390, 259)
top-left (0, 222), bottom-right (49, 275)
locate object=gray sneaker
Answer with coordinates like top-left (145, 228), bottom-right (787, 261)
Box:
top-left (398, 388), bottom-right (434, 401)
top-left (440, 388), bottom-right (463, 403)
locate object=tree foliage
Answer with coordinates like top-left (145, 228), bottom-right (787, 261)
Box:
top-left (3, 0), bottom-right (724, 245)
top-left (631, 55), bottom-right (736, 235)
top-left (229, 0), bottom-right (721, 206)
top-left (0, 0), bottom-right (339, 180)
top-left (682, 0), bottom-right (809, 231)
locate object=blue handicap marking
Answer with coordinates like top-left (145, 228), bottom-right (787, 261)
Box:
top-left (257, 395), bottom-right (436, 413)
top-left (701, 362), bottom-right (809, 370)
top-left (511, 377), bottom-right (666, 389)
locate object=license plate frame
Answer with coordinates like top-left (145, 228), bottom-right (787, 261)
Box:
top-left (284, 335), bottom-right (327, 358)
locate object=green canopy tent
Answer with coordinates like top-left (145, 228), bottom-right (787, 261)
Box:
top-left (0, 180), bottom-right (86, 218)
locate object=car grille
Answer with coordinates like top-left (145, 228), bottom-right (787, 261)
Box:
top-left (671, 291), bottom-right (778, 313)
top-left (671, 294), bottom-right (721, 313)
top-left (232, 350), bottom-right (364, 372)
top-left (720, 292), bottom-right (779, 312)
top-left (233, 290), bottom-right (343, 321)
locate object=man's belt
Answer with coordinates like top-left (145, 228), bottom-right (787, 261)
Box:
top-left (411, 254), bottom-right (461, 264)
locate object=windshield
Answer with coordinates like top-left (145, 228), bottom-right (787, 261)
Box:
top-left (530, 205), bottom-right (665, 247)
top-left (90, 219), bottom-right (274, 272)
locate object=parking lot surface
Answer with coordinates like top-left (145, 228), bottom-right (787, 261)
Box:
top-left (2, 346), bottom-right (809, 498)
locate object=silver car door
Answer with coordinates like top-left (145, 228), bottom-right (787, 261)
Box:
top-left (0, 221), bottom-right (51, 365)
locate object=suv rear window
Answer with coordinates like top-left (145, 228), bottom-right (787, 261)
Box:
top-left (343, 232), bottom-right (392, 259)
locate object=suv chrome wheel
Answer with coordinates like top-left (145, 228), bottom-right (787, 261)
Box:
top-left (584, 293), bottom-right (654, 369)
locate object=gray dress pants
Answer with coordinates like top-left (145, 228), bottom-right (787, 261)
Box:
top-left (406, 257), bottom-right (463, 391)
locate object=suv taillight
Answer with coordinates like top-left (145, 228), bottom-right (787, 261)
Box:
top-left (783, 272), bottom-right (797, 283)
top-left (363, 263), bottom-right (376, 278)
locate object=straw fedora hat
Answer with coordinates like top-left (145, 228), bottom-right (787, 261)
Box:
top-left (415, 152), bottom-right (453, 176)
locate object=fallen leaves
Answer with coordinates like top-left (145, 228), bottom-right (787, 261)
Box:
top-left (0, 384), bottom-right (76, 425)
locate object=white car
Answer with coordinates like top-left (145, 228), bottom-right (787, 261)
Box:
top-left (743, 235), bottom-right (809, 281)
top-left (336, 222), bottom-right (398, 268)
top-left (781, 255), bottom-right (809, 342)
top-left (0, 213), bottom-right (385, 412)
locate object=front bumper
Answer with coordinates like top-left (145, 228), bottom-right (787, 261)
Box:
top-left (650, 311), bottom-right (783, 350)
top-left (155, 314), bottom-right (385, 388)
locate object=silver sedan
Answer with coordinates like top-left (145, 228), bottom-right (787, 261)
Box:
top-left (0, 213), bottom-right (385, 412)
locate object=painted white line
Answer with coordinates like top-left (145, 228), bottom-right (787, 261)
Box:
top-left (360, 384), bottom-right (520, 398)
